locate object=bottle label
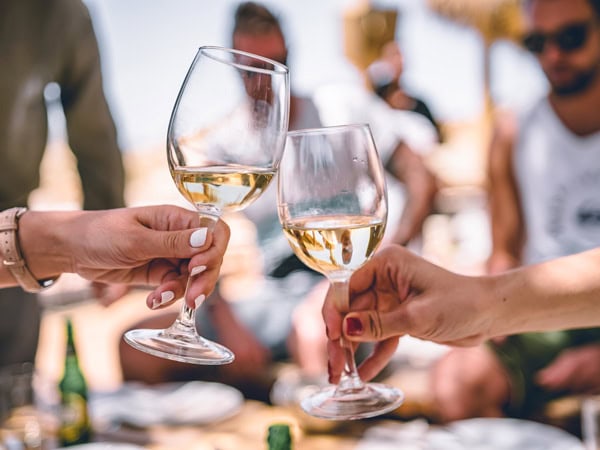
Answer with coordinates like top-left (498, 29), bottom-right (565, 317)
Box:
top-left (60, 392), bottom-right (90, 445)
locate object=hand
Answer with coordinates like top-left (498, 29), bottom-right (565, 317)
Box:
top-left (536, 344), bottom-right (600, 394)
top-left (20, 205), bottom-right (230, 310)
top-left (323, 245), bottom-right (492, 383)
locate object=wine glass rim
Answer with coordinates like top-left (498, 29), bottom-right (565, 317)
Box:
top-left (286, 123), bottom-right (370, 137)
top-left (198, 45), bottom-right (289, 75)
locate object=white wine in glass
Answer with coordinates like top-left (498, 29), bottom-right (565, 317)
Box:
top-left (124, 46), bottom-right (289, 365)
top-left (278, 124), bottom-right (404, 420)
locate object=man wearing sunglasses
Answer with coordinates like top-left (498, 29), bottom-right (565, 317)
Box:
top-left (433, 0), bottom-right (600, 424)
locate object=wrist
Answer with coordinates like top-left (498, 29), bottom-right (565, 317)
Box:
top-left (18, 210), bottom-right (76, 280)
top-left (485, 270), bottom-right (520, 338)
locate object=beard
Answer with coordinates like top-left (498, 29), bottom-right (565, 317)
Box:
top-left (551, 62), bottom-right (600, 96)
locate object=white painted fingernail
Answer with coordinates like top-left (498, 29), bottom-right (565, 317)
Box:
top-left (194, 294), bottom-right (206, 309)
top-left (152, 290), bottom-right (175, 309)
top-left (161, 290), bottom-right (175, 303)
top-left (190, 228), bottom-right (208, 248)
top-left (190, 265), bottom-right (207, 277)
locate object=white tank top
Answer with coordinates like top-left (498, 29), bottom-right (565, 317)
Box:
top-left (514, 97), bottom-right (600, 264)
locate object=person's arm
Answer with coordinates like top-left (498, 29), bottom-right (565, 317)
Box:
top-left (386, 142), bottom-right (437, 246)
top-left (492, 248), bottom-right (600, 334)
top-left (324, 245), bottom-right (600, 383)
top-left (487, 112), bottom-right (523, 273)
top-left (0, 206), bottom-right (229, 309)
top-left (60, 1), bottom-right (125, 210)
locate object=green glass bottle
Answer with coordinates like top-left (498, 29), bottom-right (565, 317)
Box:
top-left (58, 318), bottom-right (91, 446)
top-left (267, 423), bottom-right (292, 450)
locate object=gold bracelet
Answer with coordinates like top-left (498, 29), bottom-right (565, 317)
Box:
top-left (0, 207), bottom-right (58, 293)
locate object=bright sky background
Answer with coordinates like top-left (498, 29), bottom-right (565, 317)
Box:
top-left (74, 0), bottom-right (548, 152)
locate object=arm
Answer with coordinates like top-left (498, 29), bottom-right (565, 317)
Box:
top-left (60, 2), bottom-right (125, 210)
top-left (386, 142), bottom-right (437, 246)
top-left (487, 112), bottom-right (523, 273)
top-left (0, 206), bottom-right (230, 309)
top-left (324, 245), bottom-right (600, 382)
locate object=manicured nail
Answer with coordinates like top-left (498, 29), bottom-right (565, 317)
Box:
top-left (190, 265), bottom-right (207, 277)
top-left (152, 290), bottom-right (175, 309)
top-left (345, 317), bottom-right (364, 336)
top-left (194, 294), bottom-right (206, 309)
top-left (190, 228), bottom-right (208, 248)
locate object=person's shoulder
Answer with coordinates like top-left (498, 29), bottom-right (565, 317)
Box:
top-left (493, 94), bottom-right (545, 144)
top-left (510, 94), bottom-right (548, 130)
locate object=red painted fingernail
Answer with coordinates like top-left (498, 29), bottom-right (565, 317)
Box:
top-left (346, 317), bottom-right (363, 336)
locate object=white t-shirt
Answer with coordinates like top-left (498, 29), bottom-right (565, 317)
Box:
top-left (313, 83), bottom-right (438, 244)
top-left (514, 97), bottom-right (600, 264)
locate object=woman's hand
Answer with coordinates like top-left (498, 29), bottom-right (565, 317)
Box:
top-left (323, 245), bottom-right (492, 383)
top-left (19, 205), bottom-right (230, 310)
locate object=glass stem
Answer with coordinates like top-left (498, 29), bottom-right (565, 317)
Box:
top-left (167, 212), bottom-right (218, 337)
top-left (331, 278), bottom-right (365, 393)
top-left (170, 277), bottom-right (197, 334)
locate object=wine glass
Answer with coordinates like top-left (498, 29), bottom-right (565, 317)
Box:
top-left (277, 124), bottom-right (404, 420)
top-left (124, 46), bottom-right (289, 365)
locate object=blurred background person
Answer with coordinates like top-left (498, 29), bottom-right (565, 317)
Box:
top-left (432, 0), bottom-right (600, 424)
top-left (366, 41), bottom-right (444, 144)
top-left (0, 0), bottom-right (125, 370)
top-left (312, 20), bottom-right (439, 249)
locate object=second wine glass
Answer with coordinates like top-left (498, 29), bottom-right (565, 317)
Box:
top-left (277, 124), bottom-right (404, 420)
top-left (124, 46), bottom-right (289, 365)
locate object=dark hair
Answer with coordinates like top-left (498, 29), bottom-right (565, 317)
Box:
top-left (523, 0), bottom-right (600, 17)
top-left (232, 2), bottom-right (283, 37)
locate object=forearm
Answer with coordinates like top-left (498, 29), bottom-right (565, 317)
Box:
top-left (490, 249), bottom-right (600, 336)
top-left (0, 211), bottom-right (80, 287)
top-left (388, 144), bottom-right (436, 244)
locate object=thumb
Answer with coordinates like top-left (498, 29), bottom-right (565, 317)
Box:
top-left (342, 309), bottom-right (406, 342)
top-left (140, 226), bottom-right (213, 260)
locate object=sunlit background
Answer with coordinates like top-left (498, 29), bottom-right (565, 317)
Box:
top-left (34, 0), bottom-right (553, 404)
top-left (45, 0), bottom-right (547, 152)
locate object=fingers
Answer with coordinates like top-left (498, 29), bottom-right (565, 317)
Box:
top-left (184, 245), bottom-right (227, 309)
top-left (134, 206), bottom-right (231, 261)
top-left (146, 267), bottom-right (188, 310)
top-left (357, 337), bottom-right (400, 381)
top-left (343, 309), bottom-right (407, 342)
top-left (326, 338), bottom-right (346, 384)
top-left (322, 287), bottom-right (343, 341)
top-left (138, 216), bottom-right (229, 309)
top-left (182, 219), bottom-right (230, 307)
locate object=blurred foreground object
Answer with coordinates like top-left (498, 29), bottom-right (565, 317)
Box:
top-left (58, 319), bottom-right (91, 447)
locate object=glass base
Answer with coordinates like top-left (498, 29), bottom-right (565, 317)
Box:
top-left (124, 328), bottom-right (235, 365)
top-left (300, 383), bottom-right (404, 420)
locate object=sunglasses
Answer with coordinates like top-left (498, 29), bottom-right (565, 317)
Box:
top-left (522, 21), bottom-right (595, 54)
